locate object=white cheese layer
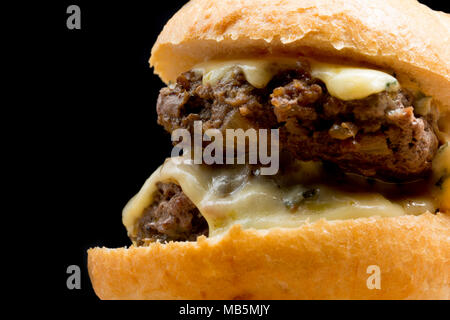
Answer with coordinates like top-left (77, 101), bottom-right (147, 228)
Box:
top-left (123, 157), bottom-right (440, 240)
top-left (433, 142), bottom-right (450, 210)
top-left (193, 58), bottom-right (400, 101)
top-left (310, 62), bottom-right (399, 100)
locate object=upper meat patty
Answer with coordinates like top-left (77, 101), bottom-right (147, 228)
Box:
top-left (156, 62), bottom-right (439, 181)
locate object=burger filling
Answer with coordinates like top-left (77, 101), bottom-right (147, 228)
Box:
top-left (132, 182), bottom-right (208, 245)
top-left (126, 58), bottom-right (449, 244)
top-left (157, 60), bottom-right (439, 181)
top-left (126, 151), bottom-right (448, 244)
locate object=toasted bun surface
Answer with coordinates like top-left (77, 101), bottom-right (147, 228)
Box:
top-left (150, 0), bottom-right (450, 110)
top-left (88, 213), bottom-right (450, 300)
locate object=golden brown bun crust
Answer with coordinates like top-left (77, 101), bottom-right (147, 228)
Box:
top-left (88, 213), bottom-right (450, 300)
top-left (149, 0), bottom-right (450, 110)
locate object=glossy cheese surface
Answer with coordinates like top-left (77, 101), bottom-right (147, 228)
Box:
top-left (123, 156), bottom-right (442, 240)
top-left (193, 58), bottom-right (399, 100)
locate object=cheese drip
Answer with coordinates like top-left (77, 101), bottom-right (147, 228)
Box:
top-left (193, 58), bottom-right (400, 101)
top-left (123, 157), bottom-right (442, 240)
top-left (433, 142), bottom-right (450, 211)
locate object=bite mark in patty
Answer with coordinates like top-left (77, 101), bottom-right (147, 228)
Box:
top-left (133, 182), bottom-right (208, 244)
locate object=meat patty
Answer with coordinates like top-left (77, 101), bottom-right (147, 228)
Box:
top-left (271, 79), bottom-right (439, 181)
top-left (132, 182), bottom-right (208, 244)
top-left (157, 68), bottom-right (276, 134)
top-left (157, 62), bottom-right (439, 181)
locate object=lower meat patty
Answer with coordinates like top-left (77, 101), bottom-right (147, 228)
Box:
top-left (132, 182), bottom-right (208, 244)
top-left (157, 62), bottom-right (439, 181)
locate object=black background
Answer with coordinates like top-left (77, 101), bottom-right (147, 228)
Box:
top-left (37, 0), bottom-right (448, 306)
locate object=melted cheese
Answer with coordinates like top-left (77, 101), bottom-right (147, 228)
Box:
top-left (194, 59), bottom-right (278, 89)
top-left (433, 142), bottom-right (450, 210)
top-left (193, 58), bottom-right (399, 101)
top-left (310, 62), bottom-right (399, 100)
top-left (433, 142), bottom-right (450, 178)
top-left (123, 157), bottom-right (440, 241)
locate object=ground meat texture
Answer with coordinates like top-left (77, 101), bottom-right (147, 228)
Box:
top-left (133, 182), bottom-right (208, 244)
top-left (156, 63), bottom-right (439, 181)
top-left (271, 80), bottom-right (439, 181)
top-left (157, 69), bottom-right (277, 135)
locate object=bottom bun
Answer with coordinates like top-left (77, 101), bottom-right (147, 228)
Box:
top-left (88, 213), bottom-right (450, 300)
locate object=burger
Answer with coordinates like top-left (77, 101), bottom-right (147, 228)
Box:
top-left (88, 0), bottom-right (450, 299)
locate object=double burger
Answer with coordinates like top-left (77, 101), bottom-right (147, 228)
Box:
top-left (88, 0), bottom-right (450, 299)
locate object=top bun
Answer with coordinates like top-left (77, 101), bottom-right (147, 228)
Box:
top-left (150, 0), bottom-right (450, 110)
